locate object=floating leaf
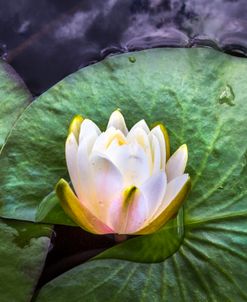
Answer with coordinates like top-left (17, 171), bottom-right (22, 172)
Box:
top-left (0, 59), bottom-right (32, 152)
top-left (1, 49), bottom-right (247, 298)
top-left (0, 218), bottom-right (52, 302)
top-left (35, 217), bottom-right (247, 301)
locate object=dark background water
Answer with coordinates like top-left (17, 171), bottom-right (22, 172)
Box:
top-left (1, 0), bottom-right (247, 95)
top-left (1, 0), bottom-right (247, 286)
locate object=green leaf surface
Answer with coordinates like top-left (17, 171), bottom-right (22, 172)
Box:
top-left (35, 217), bottom-right (247, 302)
top-left (0, 59), bottom-right (32, 152)
top-left (0, 218), bottom-right (52, 302)
top-left (35, 190), bottom-right (75, 226)
top-left (1, 48), bottom-right (247, 299)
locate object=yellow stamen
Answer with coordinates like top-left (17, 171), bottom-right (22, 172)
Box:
top-left (106, 131), bottom-right (127, 148)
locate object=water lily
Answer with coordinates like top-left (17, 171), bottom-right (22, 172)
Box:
top-left (56, 110), bottom-right (190, 235)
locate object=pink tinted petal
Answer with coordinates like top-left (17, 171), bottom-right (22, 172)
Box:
top-left (108, 187), bottom-right (149, 234)
top-left (56, 179), bottom-right (113, 234)
top-left (89, 154), bottom-right (124, 222)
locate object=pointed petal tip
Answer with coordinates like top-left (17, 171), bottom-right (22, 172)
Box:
top-left (55, 178), bottom-right (66, 189)
top-left (181, 143), bottom-right (188, 152)
top-left (111, 109), bottom-right (124, 119)
top-left (68, 115), bottom-right (83, 142)
top-left (107, 110), bottom-right (128, 134)
top-left (55, 178), bottom-right (70, 201)
top-left (178, 143), bottom-right (188, 163)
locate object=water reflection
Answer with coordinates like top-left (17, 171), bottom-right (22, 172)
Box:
top-left (0, 0), bottom-right (247, 94)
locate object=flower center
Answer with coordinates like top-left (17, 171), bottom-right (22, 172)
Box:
top-left (106, 131), bottom-right (127, 148)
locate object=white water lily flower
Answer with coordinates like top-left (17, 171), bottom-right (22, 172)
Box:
top-left (56, 110), bottom-right (190, 235)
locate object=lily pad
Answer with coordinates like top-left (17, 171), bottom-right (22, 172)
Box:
top-left (0, 59), bottom-right (32, 152)
top-left (35, 216), bottom-right (247, 301)
top-left (1, 48), bottom-right (247, 298)
top-left (0, 218), bottom-right (52, 302)
top-left (36, 190), bottom-right (75, 226)
top-left (0, 61), bottom-right (52, 301)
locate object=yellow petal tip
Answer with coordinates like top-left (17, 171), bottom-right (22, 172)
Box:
top-left (123, 186), bottom-right (138, 206)
top-left (68, 115), bottom-right (83, 142)
top-left (180, 144), bottom-right (188, 160)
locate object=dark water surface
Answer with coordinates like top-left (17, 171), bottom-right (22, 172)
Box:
top-left (1, 0), bottom-right (247, 287)
top-left (1, 0), bottom-right (247, 95)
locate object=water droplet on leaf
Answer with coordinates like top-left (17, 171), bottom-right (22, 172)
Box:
top-left (128, 56), bottom-right (136, 63)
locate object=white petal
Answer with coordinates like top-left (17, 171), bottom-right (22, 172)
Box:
top-left (166, 144), bottom-right (188, 182)
top-left (151, 125), bottom-right (166, 169)
top-left (107, 110), bottom-right (128, 135)
top-left (130, 119), bottom-right (150, 134)
top-left (56, 179), bottom-right (114, 234)
top-left (65, 133), bottom-right (80, 193)
top-left (153, 174), bottom-right (189, 218)
top-left (89, 154), bottom-right (124, 222)
top-left (140, 171), bottom-right (167, 218)
top-left (67, 133), bottom-right (99, 217)
top-left (127, 127), bottom-right (152, 171)
top-left (149, 134), bottom-right (161, 174)
top-left (76, 140), bottom-right (94, 211)
top-left (82, 131), bottom-right (99, 156)
top-left (79, 119), bottom-right (101, 142)
top-left (108, 187), bottom-right (149, 234)
top-left (106, 142), bottom-right (150, 187)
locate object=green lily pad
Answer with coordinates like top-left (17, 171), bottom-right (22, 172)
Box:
top-left (0, 218), bottom-right (52, 302)
top-left (1, 48), bottom-right (247, 298)
top-left (35, 216), bottom-right (247, 301)
top-left (0, 59), bottom-right (32, 152)
top-left (35, 190), bottom-right (75, 226)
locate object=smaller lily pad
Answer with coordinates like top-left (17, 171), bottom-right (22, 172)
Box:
top-left (0, 218), bottom-right (52, 302)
